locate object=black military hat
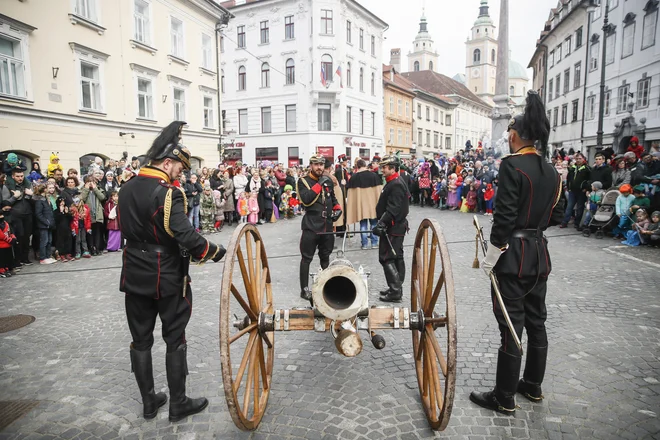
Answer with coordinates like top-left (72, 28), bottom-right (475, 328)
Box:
top-left (309, 154), bottom-right (325, 164)
top-left (380, 155), bottom-right (400, 167)
top-left (145, 121), bottom-right (191, 170)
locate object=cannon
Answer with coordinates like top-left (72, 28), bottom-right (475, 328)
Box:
top-left (219, 219), bottom-right (457, 431)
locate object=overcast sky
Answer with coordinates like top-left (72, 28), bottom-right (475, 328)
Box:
top-left (357, 0), bottom-right (558, 79)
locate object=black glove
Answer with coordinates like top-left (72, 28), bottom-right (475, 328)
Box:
top-left (318, 175), bottom-right (332, 189)
top-left (212, 245), bottom-right (227, 262)
top-left (331, 209), bottom-right (342, 222)
top-left (372, 221), bottom-right (387, 237)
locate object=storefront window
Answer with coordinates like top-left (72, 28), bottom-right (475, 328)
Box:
top-left (256, 147), bottom-right (278, 166)
top-left (288, 147), bottom-right (300, 168)
top-left (359, 148), bottom-right (370, 160)
top-left (224, 148), bottom-right (243, 165)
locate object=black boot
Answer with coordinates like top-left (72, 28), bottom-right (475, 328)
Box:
top-left (518, 345), bottom-right (548, 402)
top-left (300, 260), bottom-right (313, 305)
top-left (130, 346), bottom-right (167, 419)
top-left (380, 262), bottom-right (402, 303)
top-left (166, 344), bottom-right (208, 422)
top-left (469, 349), bottom-right (522, 415)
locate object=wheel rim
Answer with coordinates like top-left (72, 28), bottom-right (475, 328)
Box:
top-left (410, 219), bottom-right (457, 431)
top-left (220, 223), bottom-right (274, 431)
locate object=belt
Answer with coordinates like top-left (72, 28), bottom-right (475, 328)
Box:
top-left (306, 211), bottom-right (329, 218)
top-left (511, 229), bottom-right (544, 239)
top-left (125, 240), bottom-right (179, 255)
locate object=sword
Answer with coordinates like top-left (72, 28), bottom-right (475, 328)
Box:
top-left (472, 215), bottom-right (522, 354)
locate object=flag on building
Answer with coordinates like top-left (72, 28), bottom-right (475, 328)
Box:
top-left (321, 64), bottom-right (327, 87)
top-left (335, 65), bottom-right (343, 88)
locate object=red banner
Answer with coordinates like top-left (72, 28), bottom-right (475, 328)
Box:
top-left (316, 146), bottom-right (334, 160)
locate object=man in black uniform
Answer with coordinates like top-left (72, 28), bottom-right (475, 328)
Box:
top-left (297, 155), bottom-right (342, 304)
top-left (470, 92), bottom-right (563, 415)
top-left (372, 155), bottom-right (409, 303)
top-left (118, 121), bottom-right (226, 422)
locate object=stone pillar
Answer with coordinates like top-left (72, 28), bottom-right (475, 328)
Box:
top-left (491, 0), bottom-right (510, 144)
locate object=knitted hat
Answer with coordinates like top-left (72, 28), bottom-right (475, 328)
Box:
top-left (592, 181), bottom-right (603, 190)
top-left (284, 184), bottom-right (293, 192)
top-left (619, 184), bottom-right (632, 193)
top-left (7, 153), bottom-right (18, 166)
top-left (651, 211), bottom-right (660, 219)
top-left (633, 185), bottom-right (645, 193)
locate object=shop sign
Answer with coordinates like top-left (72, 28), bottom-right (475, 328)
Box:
top-left (343, 137), bottom-right (366, 147)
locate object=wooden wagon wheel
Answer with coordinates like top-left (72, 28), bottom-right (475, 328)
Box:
top-left (220, 223), bottom-right (274, 431)
top-left (411, 219), bottom-right (457, 430)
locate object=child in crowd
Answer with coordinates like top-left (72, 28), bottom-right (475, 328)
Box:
top-left (455, 175), bottom-right (464, 209)
top-left (33, 184), bottom-right (56, 264)
top-left (612, 184), bottom-right (635, 239)
top-left (642, 211), bottom-right (660, 247)
top-left (0, 209), bottom-right (17, 277)
top-left (484, 183), bottom-right (495, 216)
top-left (247, 190), bottom-right (260, 225)
top-left (199, 184), bottom-right (216, 234)
top-left (466, 183), bottom-right (478, 213)
top-left (213, 189), bottom-right (226, 232)
top-left (437, 178), bottom-right (448, 209)
top-left (447, 174), bottom-right (458, 210)
top-left (70, 200), bottom-right (91, 259)
top-left (621, 209), bottom-right (651, 246)
top-left (582, 181), bottom-right (605, 227)
top-left (237, 192), bottom-right (249, 224)
top-left (289, 191), bottom-right (301, 215)
top-left (629, 185), bottom-right (651, 215)
top-left (104, 191), bottom-right (121, 251)
top-left (280, 185), bottom-right (294, 219)
top-left (418, 171), bottom-right (431, 207)
top-left (263, 180), bottom-right (275, 223)
top-left (54, 197), bottom-right (73, 262)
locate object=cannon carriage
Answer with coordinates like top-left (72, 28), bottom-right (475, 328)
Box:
top-left (219, 219), bottom-right (457, 431)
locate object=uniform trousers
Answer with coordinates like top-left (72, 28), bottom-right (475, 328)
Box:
top-left (299, 229), bottom-right (334, 289)
top-left (378, 233), bottom-right (404, 265)
top-left (491, 275), bottom-right (548, 356)
top-left (125, 288), bottom-right (192, 352)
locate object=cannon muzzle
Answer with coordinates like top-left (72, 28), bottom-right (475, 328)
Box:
top-left (312, 259), bottom-right (368, 321)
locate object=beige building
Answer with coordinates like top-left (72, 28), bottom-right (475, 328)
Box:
top-left (383, 65), bottom-right (415, 155)
top-left (0, 0), bottom-right (231, 174)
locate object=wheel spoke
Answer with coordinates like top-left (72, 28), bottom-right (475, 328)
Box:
top-left (236, 245), bottom-right (255, 310)
top-left (426, 324), bottom-right (448, 377)
top-left (253, 343), bottom-right (260, 418)
top-left (415, 248), bottom-right (425, 306)
top-left (258, 337), bottom-right (269, 390)
top-left (229, 323), bottom-right (257, 344)
top-left (424, 237), bottom-right (437, 310)
top-left (425, 337), bottom-right (437, 420)
top-left (254, 239), bottom-right (262, 310)
top-left (242, 348), bottom-right (254, 415)
top-left (425, 270), bottom-right (445, 317)
top-left (259, 267), bottom-right (268, 311)
top-left (231, 284), bottom-right (259, 322)
top-left (422, 228), bottom-right (429, 292)
top-left (425, 333), bottom-right (444, 412)
top-left (416, 332), bottom-right (426, 362)
top-left (245, 234), bottom-right (256, 308)
top-left (233, 331), bottom-right (257, 395)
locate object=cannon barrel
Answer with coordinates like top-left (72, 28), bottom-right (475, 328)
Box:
top-left (312, 259), bottom-right (368, 321)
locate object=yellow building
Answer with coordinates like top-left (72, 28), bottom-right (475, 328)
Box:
top-left (382, 65), bottom-right (415, 155)
top-left (0, 0), bottom-right (231, 174)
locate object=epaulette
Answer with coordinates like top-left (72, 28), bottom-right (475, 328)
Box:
top-left (164, 185), bottom-right (188, 237)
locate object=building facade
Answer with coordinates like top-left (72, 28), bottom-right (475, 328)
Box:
top-left (219, 0), bottom-right (387, 167)
top-left (383, 66), bottom-right (415, 155)
top-left (407, 11), bottom-right (439, 73)
top-left (0, 0), bottom-right (231, 173)
top-left (411, 89), bottom-right (458, 157)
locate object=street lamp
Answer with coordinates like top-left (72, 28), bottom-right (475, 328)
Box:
top-left (219, 129), bottom-right (236, 162)
top-left (596, 0), bottom-right (613, 149)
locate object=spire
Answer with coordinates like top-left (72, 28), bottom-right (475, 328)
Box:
top-left (474, 0), bottom-right (494, 27)
top-left (419, 8), bottom-right (428, 33)
top-left (479, 0), bottom-right (490, 18)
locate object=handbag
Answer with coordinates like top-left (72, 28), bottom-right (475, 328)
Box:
top-left (108, 206), bottom-right (117, 220)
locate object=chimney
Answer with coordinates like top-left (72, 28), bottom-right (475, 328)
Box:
top-left (390, 48), bottom-right (401, 73)
top-left (390, 69), bottom-right (394, 81)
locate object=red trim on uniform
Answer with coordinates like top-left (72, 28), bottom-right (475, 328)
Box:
top-left (185, 295), bottom-right (192, 318)
top-left (199, 241), bottom-right (209, 259)
top-left (312, 183), bottom-right (322, 194)
top-left (333, 204), bottom-right (341, 211)
top-left (139, 167), bottom-right (171, 183)
top-left (385, 172), bottom-right (400, 183)
top-left (152, 207), bottom-right (162, 244)
top-left (518, 238), bottom-right (524, 278)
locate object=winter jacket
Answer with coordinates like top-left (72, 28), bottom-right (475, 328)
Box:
top-left (104, 199), bottom-right (120, 231)
top-left (612, 168), bottom-right (631, 187)
top-left (2, 178), bottom-right (33, 217)
top-left (629, 160), bottom-right (648, 187)
top-left (34, 195), bottom-right (55, 230)
top-left (274, 170), bottom-right (287, 187)
top-left (80, 185), bottom-right (107, 223)
top-left (567, 164), bottom-right (591, 192)
top-left (0, 220), bottom-right (16, 249)
top-left (590, 164), bottom-right (613, 190)
top-left (71, 204), bottom-right (92, 235)
top-left (615, 194), bottom-right (635, 217)
top-left (184, 182), bottom-right (203, 206)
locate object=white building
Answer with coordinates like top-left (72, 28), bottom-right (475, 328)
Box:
top-left (407, 11), bottom-right (439, 73)
top-left (219, 0), bottom-right (387, 167)
top-left (582, 0), bottom-right (660, 156)
top-left (0, 0), bottom-right (231, 173)
top-left (411, 89), bottom-right (458, 157)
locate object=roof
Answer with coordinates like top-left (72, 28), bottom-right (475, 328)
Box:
top-left (452, 73), bottom-right (466, 85)
top-left (382, 65), bottom-right (416, 97)
top-left (509, 58), bottom-right (528, 80)
top-left (401, 70), bottom-right (492, 108)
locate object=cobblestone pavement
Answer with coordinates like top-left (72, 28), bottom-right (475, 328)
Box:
top-left (1, 207), bottom-right (659, 440)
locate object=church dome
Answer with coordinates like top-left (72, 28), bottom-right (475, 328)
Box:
top-left (509, 58), bottom-right (528, 80)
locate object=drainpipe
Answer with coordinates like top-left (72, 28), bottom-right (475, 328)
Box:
top-left (580, 8), bottom-right (593, 153)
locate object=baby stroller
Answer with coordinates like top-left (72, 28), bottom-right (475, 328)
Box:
top-left (582, 189), bottom-right (620, 238)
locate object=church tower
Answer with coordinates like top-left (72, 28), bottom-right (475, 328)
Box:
top-left (407, 9), bottom-right (438, 73)
top-left (465, 0), bottom-right (498, 103)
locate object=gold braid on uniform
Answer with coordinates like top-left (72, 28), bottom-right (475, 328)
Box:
top-left (297, 177), bottom-right (323, 207)
top-left (164, 186), bottom-right (188, 238)
top-left (198, 242), bottom-right (220, 265)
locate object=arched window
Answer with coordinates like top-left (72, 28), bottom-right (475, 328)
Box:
top-left (429, 61), bottom-right (433, 71)
top-left (321, 54), bottom-right (333, 82)
top-left (414, 61), bottom-right (420, 71)
top-left (509, 85), bottom-right (515, 96)
top-left (238, 65), bottom-right (246, 90)
top-left (473, 49), bottom-right (481, 64)
top-left (261, 62), bottom-right (270, 88)
top-left (359, 67), bottom-right (364, 92)
top-left (491, 49), bottom-right (496, 63)
top-left (221, 69), bottom-right (225, 93)
top-left (346, 62), bottom-right (352, 87)
top-left (371, 72), bottom-right (375, 95)
top-left (285, 59), bottom-right (295, 85)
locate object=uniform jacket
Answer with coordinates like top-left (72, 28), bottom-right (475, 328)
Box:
top-left (491, 150), bottom-right (563, 279)
top-left (118, 166), bottom-right (222, 298)
top-left (297, 173), bottom-right (339, 233)
top-left (345, 169), bottom-right (382, 224)
top-left (376, 173), bottom-right (410, 236)
top-left (327, 173), bottom-right (345, 226)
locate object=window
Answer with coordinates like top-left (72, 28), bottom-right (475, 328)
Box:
top-left (285, 16), bottom-right (294, 40)
top-left (509, 85), bottom-right (515, 96)
top-left (414, 61), bottom-right (420, 71)
top-left (574, 62), bottom-right (581, 89)
top-left (321, 10), bottom-right (333, 35)
top-left (203, 96), bottom-right (214, 129)
top-left (555, 74), bottom-right (561, 97)
top-left (75, 0), bottom-right (98, 22)
top-left (389, 128), bottom-right (395, 144)
top-left (417, 103), bottom-right (422, 119)
top-left (552, 107), bottom-right (558, 127)
top-left (571, 99), bottom-right (579, 122)
top-left (617, 84), bottom-right (629, 113)
top-left (359, 67), bottom-right (364, 92)
top-left (389, 97), bottom-right (394, 114)
top-left (637, 77), bottom-right (651, 108)
top-left (546, 110), bottom-right (552, 122)
top-left (642, 7), bottom-right (657, 49)
top-left (261, 63), bottom-right (270, 88)
top-left (137, 78), bottom-right (153, 119)
top-left (261, 107), bottom-right (271, 133)
top-left (237, 25), bottom-right (245, 48)
top-left (170, 17), bottom-right (184, 58)
top-left (397, 99), bottom-right (402, 115)
top-left (445, 137), bottom-right (451, 149)
top-left (549, 50), bottom-right (555, 67)
top-left (371, 35), bottom-right (375, 56)
top-left (426, 106), bottom-right (430, 121)
top-left (80, 61), bottom-right (102, 111)
top-left (586, 95), bottom-right (595, 120)
top-left (360, 109), bottom-right (364, 134)
top-left (605, 32), bottom-right (615, 65)
top-left (221, 69), bottom-right (225, 93)
top-left (417, 129), bottom-right (422, 145)
top-left (405, 130), bottom-right (409, 146)
top-left (576, 27), bottom-right (583, 48)
top-left (433, 132), bottom-right (439, 148)
top-left (359, 28), bottom-right (364, 50)
top-left (445, 114), bottom-right (451, 126)
top-left (622, 22), bottom-right (635, 58)
top-left (604, 89), bottom-right (611, 116)
top-left (405, 102), bottom-right (410, 118)
top-left (346, 106), bottom-right (352, 132)
top-left (172, 87), bottom-right (185, 120)
top-left (238, 109), bottom-right (248, 134)
top-left (561, 104), bottom-right (568, 125)
top-left (286, 105), bottom-right (296, 132)
top-left (238, 65), bottom-right (246, 90)
top-left (371, 112), bottom-right (375, 136)
top-left (556, 44), bottom-right (562, 62)
top-left (0, 35), bottom-right (26, 98)
top-left (548, 79), bottom-right (553, 101)
top-left (426, 130), bottom-right (431, 147)
top-left (346, 20), bottom-right (352, 43)
top-left (285, 59), bottom-right (295, 85)
top-left (473, 48), bottom-right (481, 64)
top-left (593, 1), bottom-right (602, 20)
top-left (346, 62), bottom-right (351, 87)
top-left (564, 69), bottom-right (570, 94)
top-left (491, 49), bottom-right (496, 63)
top-left (371, 72), bottom-right (375, 95)
top-left (260, 21), bottom-right (269, 44)
top-left (433, 108), bottom-right (439, 122)
top-left (318, 104), bottom-right (331, 131)
top-left (321, 54), bottom-right (333, 83)
top-left (134, 0), bottom-right (151, 45)
top-left (590, 41), bottom-right (599, 71)
top-left (202, 34), bottom-right (212, 69)
top-left (564, 36), bottom-right (572, 55)
top-left (397, 129), bottom-right (402, 145)
top-left (429, 61), bottom-right (433, 70)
